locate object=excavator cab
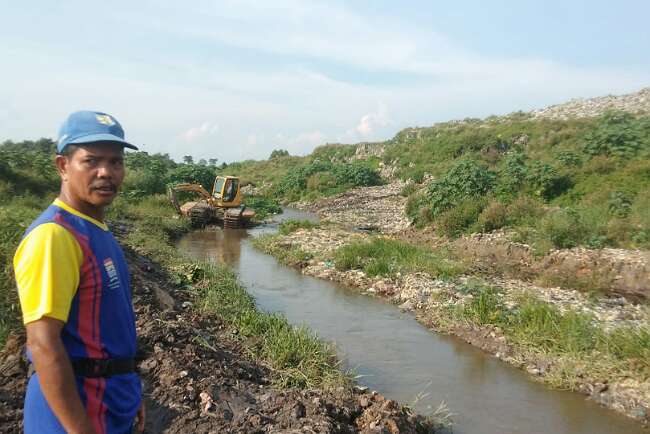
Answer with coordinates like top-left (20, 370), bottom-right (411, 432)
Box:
top-left (212, 176), bottom-right (241, 206)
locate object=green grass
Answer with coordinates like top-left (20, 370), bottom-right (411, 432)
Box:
top-left (193, 263), bottom-right (345, 388)
top-left (333, 237), bottom-right (465, 278)
top-left (278, 219), bottom-right (319, 235)
top-left (444, 284), bottom-right (650, 377)
top-left (251, 233), bottom-right (314, 266)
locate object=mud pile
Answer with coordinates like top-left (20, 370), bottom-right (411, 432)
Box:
top-left (0, 242), bottom-right (436, 433)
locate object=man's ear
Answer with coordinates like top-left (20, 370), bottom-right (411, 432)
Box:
top-left (55, 155), bottom-right (69, 182)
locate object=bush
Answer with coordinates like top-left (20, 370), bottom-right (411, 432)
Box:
top-left (435, 198), bottom-right (486, 237)
top-left (243, 196), bottom-right (282, 220)
top-left (539, 208), bottom-right (587, 249)
top-left (506, 196), bottom-right (546, 226)
top-left (426, 159), bottom-right (495, 219)
top-left (269, 149), bottom-right (290, 159)
top-left (497, 151), bottom-right (528, 196)
top-left (607, 191), bottom-right (632, 218)
top-left (583, 111), bottom-right (647, 159)
top-left (332, 162), bottom-right (381, 187)
top-left (476, 200), bottom-right (509, 232)
top-left (526, 162), bottom-right (572, 200)
top-left (166, 164), bottom-right (216, 192)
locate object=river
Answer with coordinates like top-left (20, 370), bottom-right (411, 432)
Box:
top-left (177, 208), bottom-right (645, 434)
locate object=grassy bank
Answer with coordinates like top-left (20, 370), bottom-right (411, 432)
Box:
top-left (110, 196), bottom-right (349, 389)
top-left (252, 230), bottom-right (650, 414)
top-left (434, 282), bottom-right (650, 386)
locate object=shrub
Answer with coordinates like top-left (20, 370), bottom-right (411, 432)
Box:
top-left (435, 198), bottom-right (486, 237)
top-left (526, 162), bottom-right (572, 200)
top-left (166, 164), bottom-right (216, 191)
top-left (506, 196), bottom-right (546, 226)
top-left (497, 151), bottom-right (528, 196)
top-left (269, 149), bottom-right (290, 159)
top-left (476, 200), bottom-right (509, 232)
top-left (607, 191), bottom-right (632, 218)
top-left (583, 111), bottom-right (647, 159)
top-left (426, 159), bottom-right (495, 218)
top-left (539, 208), bottom-right (587, 249)
top-left (556, 151), bottom-right (582, 167)
top-left (332, 162), bottom-right (381, 187)
top-left (243, 196), bottom-right (282, 220)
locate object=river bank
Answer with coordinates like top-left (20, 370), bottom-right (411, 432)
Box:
top-left (253, 183), bottom-right (650, 426)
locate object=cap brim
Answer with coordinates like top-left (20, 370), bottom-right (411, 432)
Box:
top-left (68, 133), bottom-right (139, 150)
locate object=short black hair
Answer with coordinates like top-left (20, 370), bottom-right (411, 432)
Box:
top-left (58, 144), bottom-right (80, 157)
top-left (58, 142), bottom-right (125, 157)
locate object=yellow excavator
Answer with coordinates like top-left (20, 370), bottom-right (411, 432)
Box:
top-left (168, 175), bottom-right (255, 228)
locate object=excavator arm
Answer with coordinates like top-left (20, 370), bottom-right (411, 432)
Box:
top-left (168, 183), bottom-right (213, 214)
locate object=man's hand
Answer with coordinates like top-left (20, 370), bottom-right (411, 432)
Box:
top-left (26, 317), bottom-right (97, 434)
top-left (135, 401), bottom-right (146, 432)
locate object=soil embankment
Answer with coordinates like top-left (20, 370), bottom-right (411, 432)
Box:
top-left (274, 183), bottom-right (650, 424)
top-left (0, 233), bottom-right (435, 433)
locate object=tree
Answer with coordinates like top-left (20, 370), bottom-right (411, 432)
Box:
top-left (208, 158), bottom-right (218, 166)
top-left (182, 155), bottom-right (194, 164)
top-left (270, 149), bottom-right (289, 159)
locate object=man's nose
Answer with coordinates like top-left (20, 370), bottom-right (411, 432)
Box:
top-left (96, 164), bottom-right (113, 178)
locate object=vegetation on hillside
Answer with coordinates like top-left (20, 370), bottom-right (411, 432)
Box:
top-left (393, 111), bottom-right (650, 251)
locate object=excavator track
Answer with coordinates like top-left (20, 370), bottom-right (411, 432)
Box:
top-left (189, 203), bottom-right (211, 228)
top-left (223, 209), bottom-right (242, 229)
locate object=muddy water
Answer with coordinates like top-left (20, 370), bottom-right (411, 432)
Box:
top-left (177, 210), bottom-right (645, 434)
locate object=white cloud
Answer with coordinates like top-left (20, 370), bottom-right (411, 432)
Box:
top-left (181, 122), bottom-right (219, 142)
top-left (355, 104), bottom-right (390, 137)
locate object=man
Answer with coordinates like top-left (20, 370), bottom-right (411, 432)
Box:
top-left (13, 111), bottom-right (145, 433)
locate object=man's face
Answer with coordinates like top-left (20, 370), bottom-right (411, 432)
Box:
top-left (57, 143), bottom-right (125, 207)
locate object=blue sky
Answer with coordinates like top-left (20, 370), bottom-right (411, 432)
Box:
top-left (1, 1), bottom-right (648, 162)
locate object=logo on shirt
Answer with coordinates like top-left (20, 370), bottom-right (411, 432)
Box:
top-left (103, 258), bottom-right (120, 290)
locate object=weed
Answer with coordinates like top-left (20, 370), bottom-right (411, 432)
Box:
top-left (333, 237), bottom-right (464, 278)
top-left (278, 219), bottom-right (319, 235)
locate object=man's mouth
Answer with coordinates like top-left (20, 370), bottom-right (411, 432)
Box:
top-left (92, 185), bottom-right (117, 194)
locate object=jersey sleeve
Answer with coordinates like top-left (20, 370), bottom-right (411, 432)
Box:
top-left (13, 222), bottom-right (83, 324)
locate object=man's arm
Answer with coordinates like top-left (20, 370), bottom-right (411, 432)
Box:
top-left (26, 317), bottom-right (97, 434)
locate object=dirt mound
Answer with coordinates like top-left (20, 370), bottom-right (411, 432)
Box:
top-left (0, 241), bottom-right (435, 433)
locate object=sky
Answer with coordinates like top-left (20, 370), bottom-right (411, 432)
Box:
top-left (1, 1), bottom-right (649, 163)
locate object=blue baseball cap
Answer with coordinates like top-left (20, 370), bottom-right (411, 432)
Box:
top-left (57, 110), bottom-right (138, 154)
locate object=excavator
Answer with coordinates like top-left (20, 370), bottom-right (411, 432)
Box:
top-left (168, 175), bottom-right (255, 228)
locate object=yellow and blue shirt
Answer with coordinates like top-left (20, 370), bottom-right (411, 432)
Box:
top-left (14, 199), bottom-right (141, 434)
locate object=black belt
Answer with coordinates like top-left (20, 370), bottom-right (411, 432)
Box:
top-left (28, 358), bottom-right (138, 378)
top-left (71, 358), bottom-right (137, 378)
